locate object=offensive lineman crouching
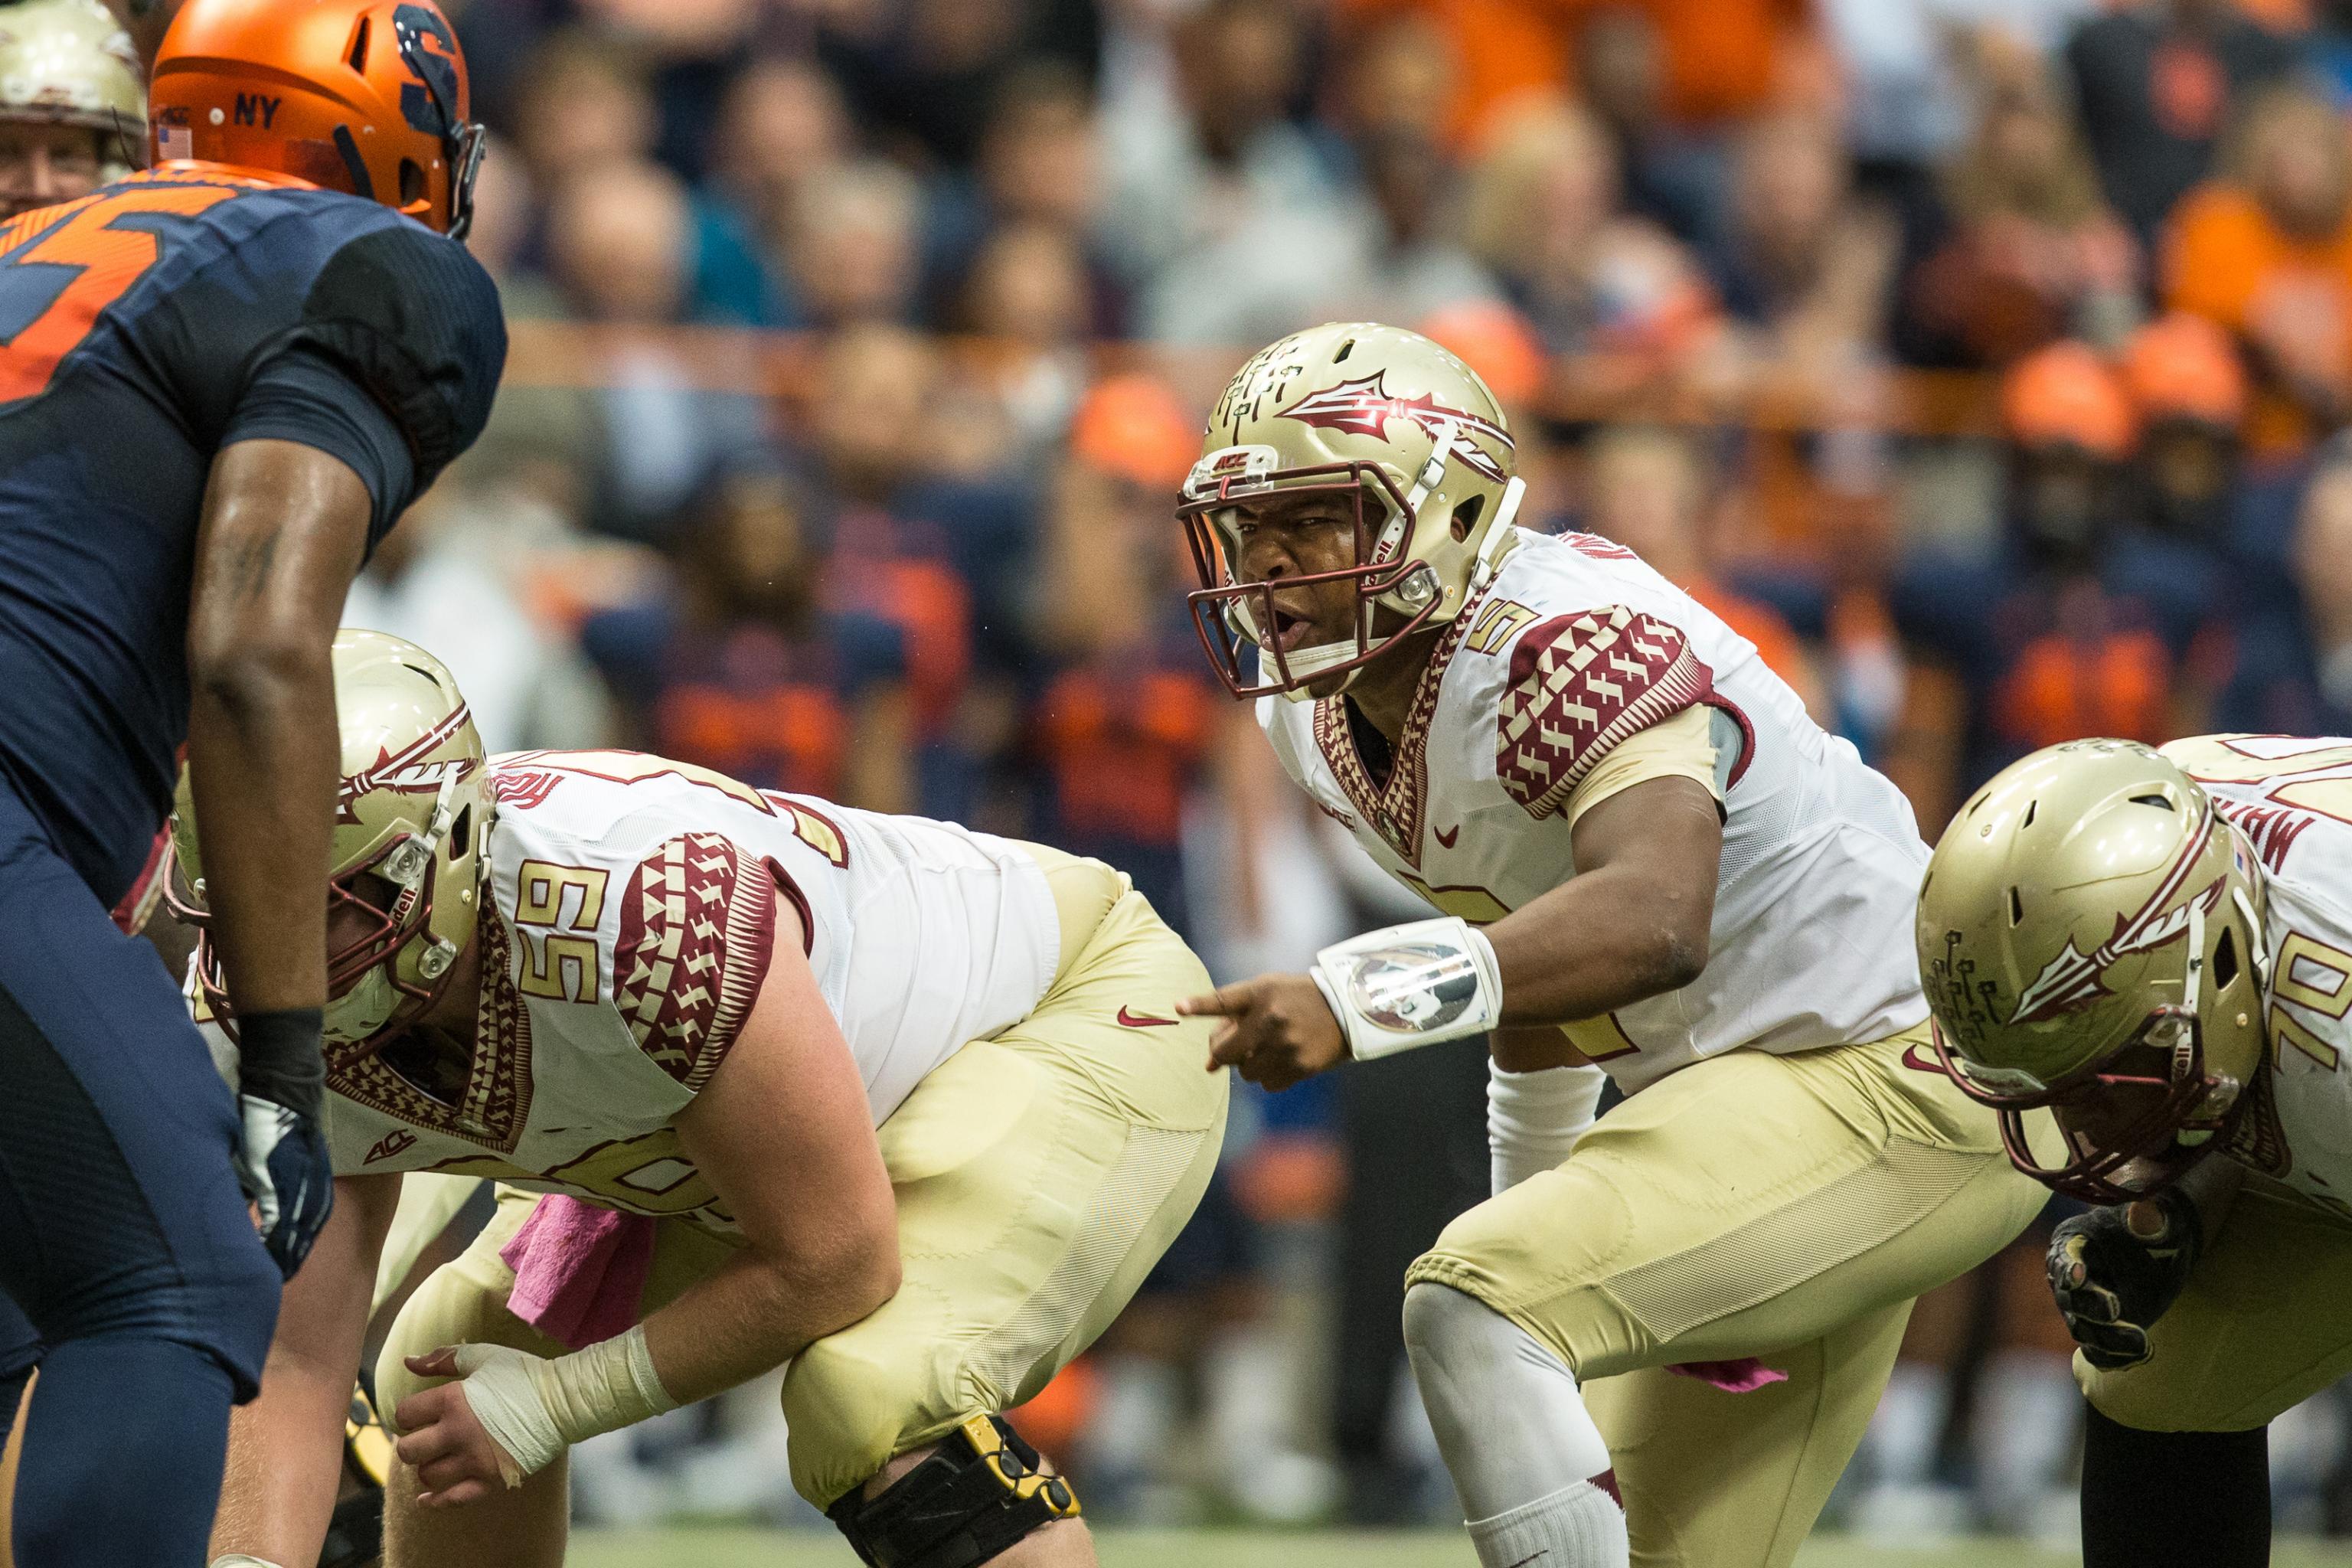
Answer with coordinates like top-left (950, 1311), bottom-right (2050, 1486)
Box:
top-left (195, 632), bottom-right (1229, 1568)
top-left (1916, 736), bottom-right (2352, 1568)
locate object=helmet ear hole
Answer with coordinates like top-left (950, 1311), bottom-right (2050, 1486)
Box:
top-left (399, 157), bottom-right (426, 207)
top-left (1449, 493), bottom-right (1485, 543)
top-left (2213, 925), bottom-right (2240, 991)
top-left (347, 16), bottom-right (370, 71)
top-left (447, 804), bottom-right (472, 861)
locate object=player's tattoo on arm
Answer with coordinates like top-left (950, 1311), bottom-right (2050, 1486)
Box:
top-left (213, 528), bottom-right (280, 607)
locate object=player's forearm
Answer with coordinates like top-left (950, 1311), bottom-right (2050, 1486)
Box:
top-left (185, 440), bottom-right (368, 1014)
top-left (214, 1177), bottom-right (391, 1563)
top-left (640, 1240), bottom-right (900, 1409)
top-left (213, 1351), bottom-right (356, 1566)
top-left (185, 644), bottom-right (339, 1013)
top-left (1485, 860), bottom-right (1713, 1026)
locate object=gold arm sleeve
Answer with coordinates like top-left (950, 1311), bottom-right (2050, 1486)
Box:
top-left (1560, 704), bottom-right (1721, 830)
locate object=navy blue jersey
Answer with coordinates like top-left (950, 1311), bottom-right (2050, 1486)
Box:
top-left (0, 168), bottom-right (505, 908)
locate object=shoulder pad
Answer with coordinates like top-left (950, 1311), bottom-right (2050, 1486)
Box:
top-left (613, 833), bottom-right (778, 1093)
top-left (1495, 606), bottom-right (1713, 818)
top-left (296, 221), bottom-right (505, 479)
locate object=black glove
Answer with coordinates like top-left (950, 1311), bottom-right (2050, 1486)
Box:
top-left (232, 1008), bottom-right (335, 1279)
top-left (2047, 1188), bottom-right (2203, 1371)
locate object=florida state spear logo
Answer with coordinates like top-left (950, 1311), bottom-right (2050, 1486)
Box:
top-left (336, 704), bottom-right (478, 823)
top-left (1278, 373), bottom-right (1513, 483)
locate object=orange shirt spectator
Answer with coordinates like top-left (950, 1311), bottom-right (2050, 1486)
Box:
top-left (1613, 0), bottom-right (1811, 127)
top-left (2163, 85), bottom-right (2352, 446)
top-left (1335, 0), bottom-right (1806, 149)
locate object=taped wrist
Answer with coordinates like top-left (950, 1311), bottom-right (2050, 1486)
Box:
top-left (233, 1007), bottom-right (325, 1122)
top-left (452, 1326), bottom-right (677, 1485)
top-left (1488, 1061), bottom-right (1606, 1194)
top-left (1312, 916), bottom-right (1502, 1061)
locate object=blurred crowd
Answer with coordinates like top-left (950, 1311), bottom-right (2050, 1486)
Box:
top-left (368, 0), bottom-right (2352, 1542)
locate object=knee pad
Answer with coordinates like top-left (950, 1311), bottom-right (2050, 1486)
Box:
top-left (826, 1413), bottom-right (1080, 1568)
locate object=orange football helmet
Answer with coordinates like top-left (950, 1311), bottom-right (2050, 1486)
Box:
top-left (147, 0), bottom-right (485, 237)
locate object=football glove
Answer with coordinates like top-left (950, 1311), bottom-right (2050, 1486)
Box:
top-left (231, 1008), bottom-right (335, 1279)
top-left (2047, 1188), bottom-right (2203, 1371)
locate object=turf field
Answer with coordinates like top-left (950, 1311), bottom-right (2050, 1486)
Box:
top-left (569, 1528), bottom-right (2352, 1566)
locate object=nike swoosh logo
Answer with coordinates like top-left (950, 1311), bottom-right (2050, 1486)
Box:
top-left (1435, 823), bottom-right (1461, 848)
top-left (1118, 1007), bottom-right (1180, 1028)
top-left (1901, 1042), bottom-right (1953, 1078)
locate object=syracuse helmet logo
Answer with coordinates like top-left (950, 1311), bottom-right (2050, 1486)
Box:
top-left (1278, 373), bottom-right (1514, 484)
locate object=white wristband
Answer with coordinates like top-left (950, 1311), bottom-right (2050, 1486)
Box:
top-left (1310, 916), bottom-right (1503, 1061)
top-left (1488, 1060), bottom-right (1606, 1195)
top-left (446, 1325), bottom-right (678, 1486)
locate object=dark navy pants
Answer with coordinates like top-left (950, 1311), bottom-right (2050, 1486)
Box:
top-left (0, 780), bottom-right (279, 1564)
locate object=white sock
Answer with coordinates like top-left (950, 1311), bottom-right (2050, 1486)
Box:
top-left (1466, 1477), bottom-right (1629, 1568)
top-left (1404, 1281), bottom-right (1625, 1567)
top-left (1863, 1359), bottom-right (1949, 1488)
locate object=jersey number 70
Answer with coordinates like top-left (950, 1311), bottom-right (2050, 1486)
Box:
top-left (0, 185), bottom-right (237, 403)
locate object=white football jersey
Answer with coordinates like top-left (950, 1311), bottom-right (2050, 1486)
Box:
top-left (314, 750), bottom-right (1060, 1233)
top-left (1262, 527), bottom-right (1932, 1091)
top-left (2163, 735), bottom-right (2352, 1217)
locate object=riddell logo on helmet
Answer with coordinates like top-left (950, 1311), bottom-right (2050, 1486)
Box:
top-left (336, 703), bottom-right (477, 823)
top-left (1277, 374), bottom-right (1513, 484)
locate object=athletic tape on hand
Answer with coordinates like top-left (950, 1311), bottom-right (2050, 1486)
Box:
top-left (448, 1327), bottom-right (678, 1487)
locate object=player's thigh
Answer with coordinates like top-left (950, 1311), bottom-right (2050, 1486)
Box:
top-left (0, 808), bottom-right (275, 1392)
top-left (1407, 1031), bottom-right (2046, 1377)
top-left (375, 1188), bottom-right (567, 1419)
top-left (781, 892), bottom-right (1228, 1508)
top-left (1587, 1302), bottom-right (1911, 1568)
top-left (2082, 1177), bottom-right (2352, 1432)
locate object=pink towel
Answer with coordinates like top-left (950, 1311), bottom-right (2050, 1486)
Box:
top-left (499, 1197), bottom-right (658, 1351)
top-left (1664, 1357), bottom-right (1788, 1393)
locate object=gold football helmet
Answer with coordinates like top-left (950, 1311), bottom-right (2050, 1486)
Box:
top-left (172, 631), bottom-right (492, 1053)
top-left (1916, 738), bottom-right (2269, 1203)
top-left (1179, 322), bottom-right (1525, 699)
top-left (0, 0), bottom-right (145, 215)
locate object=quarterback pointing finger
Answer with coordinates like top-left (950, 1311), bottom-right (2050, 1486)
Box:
top-left (1176, 322), bottom-right (2049, 1568)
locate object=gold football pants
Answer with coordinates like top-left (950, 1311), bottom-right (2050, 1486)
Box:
top-left (2078, 1172), bottom-right (2352, 1432)
top-left (1407, 1025), bottom-right (2049, 1568)
top-left (377, 844), bottom-right (1229, 1508)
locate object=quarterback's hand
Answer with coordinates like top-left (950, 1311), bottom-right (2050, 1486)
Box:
top-left (1181, 972), bottom-right (1348, 1090)
top-left (394, 1345), bottom-right (530, 1507)
top-left (2047, 1190), bottom-right (2203, 1371)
